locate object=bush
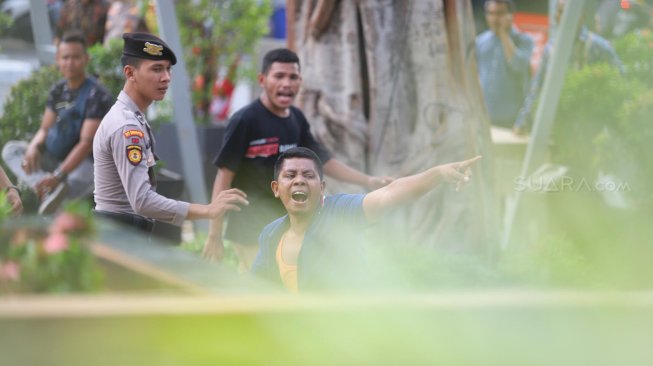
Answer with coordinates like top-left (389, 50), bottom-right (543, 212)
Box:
top-left (0, 65), bottom-right (61, 148)
top-left (596, 89), bottom-right (653, 210)
top-left (87, 38), bottom-right (124, 98)
top-left (614, 31), bottom-right (653, 87)
top-left (553, 63), bottom-right (638, 175)
top-left (0, 200), bottom-right (103, 293)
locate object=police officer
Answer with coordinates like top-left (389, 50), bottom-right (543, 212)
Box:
top-left (93, 32), bottom-right (248, 234)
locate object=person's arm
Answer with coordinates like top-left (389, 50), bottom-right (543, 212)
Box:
top-left (186, 186), bottom-right (247, 220)
top-left (202, 167), bottom-right (236, 261)
top-left (22, 108), bottom-right (57, 174)
top-left (513, 45), bottom-right (549, 132)
top-left (498, 15), bottom-right (535, 75)
top-left (0, 167), bottom-right (23, 216)
top-left (498, 25), bottom-right (517, 61)
top-left (362, 156), bottom-right (482, 223)
top-left (35, 118), bottom-right (101, 193)
top-left (323, 159), bottom-right (392, 191)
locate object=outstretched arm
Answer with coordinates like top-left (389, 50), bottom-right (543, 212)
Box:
top-left (362, 156), bottom-right (482, 223)
top-left (323, 159), bottom-right (392, 191)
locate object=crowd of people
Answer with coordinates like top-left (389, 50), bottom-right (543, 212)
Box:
top-left (1, 0), bottom-right (646, 292)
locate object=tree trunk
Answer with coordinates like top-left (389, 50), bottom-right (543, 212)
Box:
top-left (289, 0), bottom-right (497, 255)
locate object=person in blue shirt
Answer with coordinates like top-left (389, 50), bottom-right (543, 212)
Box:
top-left (476, 0), bottom-right (534, 128)
top-left (251, 147), bottom-right (481, 293)
top-left (513, 0), bottom-right (624, 134)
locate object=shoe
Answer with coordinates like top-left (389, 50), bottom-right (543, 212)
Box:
top-left (38, 183), bottom-right (68, 215)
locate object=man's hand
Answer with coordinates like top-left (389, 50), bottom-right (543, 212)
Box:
top-left (498, 12), bottom-right (513, 36)
top-left (438, 156), bottom-right (482, 191)
top-left (366, 176), bottom-right (394, 191)
top-left (512, 124), bottom-right (528, 136)
top-left (202, 235), bottom-right (225, 262)
top-left (22, 144), bottom-right (41, 174)
top-left (5, 188), bottom-right (23, 216)
top-left (202, 188), bottom-right (247, 262)
top-left (207, 188), bottom-right (249, 219)
top-left (34, 174), bottom-right (61, 200)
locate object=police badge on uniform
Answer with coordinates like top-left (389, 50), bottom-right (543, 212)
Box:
top-left (127, 145), bottom-right (143, 165)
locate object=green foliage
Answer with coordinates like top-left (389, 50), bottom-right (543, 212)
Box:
top-left (0, 65), bottom-right (61, 148)
top-left (0, 200), bottom-right (103, 293)
top-left (0, 191), bottom-right (12, 220)
top-left (177, 0), bottom-right (272, 124)
top-left (553, 63), bottom-right (637, 173)
top-left (596, 89), bottom-right (653, 210)
top-left (512, 33), bottom-right (653, 290)
top-left (180, 233), bottom-right (239, 271)
top-left (0, 11), bottom-right (13, 37)
top-left (614, 31), bottom-right (653, 87)
top-left (87, 38), bottom-right (125, 98)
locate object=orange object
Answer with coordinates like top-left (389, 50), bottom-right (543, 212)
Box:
top-left (514, 12), bottom-right (549, 73)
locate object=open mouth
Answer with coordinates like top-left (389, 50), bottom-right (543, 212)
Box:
top-left (277, 91), bottom-right (294, 102)
top-left (291, 191), bottom-right (308, 203)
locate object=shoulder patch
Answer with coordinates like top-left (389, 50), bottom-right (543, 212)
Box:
top-left (127, 145), bottom-right (143, 165)
top-left (124, 130), bottom-right (145, 138)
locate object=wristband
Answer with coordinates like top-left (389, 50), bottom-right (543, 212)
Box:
top-left (53, 168), bottom-right (68, 182)
top-left (5, 185), bottom-right (21, 197)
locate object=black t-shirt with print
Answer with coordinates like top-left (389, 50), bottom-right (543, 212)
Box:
top-left (46, 77), bottom-right (114, 121)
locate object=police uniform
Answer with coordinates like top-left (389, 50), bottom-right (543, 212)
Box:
top-left (93, 33), bottom-right (187, 232)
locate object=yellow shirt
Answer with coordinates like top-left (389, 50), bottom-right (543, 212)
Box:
top-left (276, 235), bottom-right (298, 293)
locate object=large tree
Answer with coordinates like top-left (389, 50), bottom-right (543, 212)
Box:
top-left (288, 0), bottom-right (497, 255)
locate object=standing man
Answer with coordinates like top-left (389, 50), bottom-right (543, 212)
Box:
top-left (2, 31), bottom-right (113, 215)
top-left (93, 32), bottom-right (248, 234)
top-left (203, 48), bottom-right (391, 270)
top-left (252, 147), bottom-right (482, 292)
top-left (476, 0), bottom-right (534, 128)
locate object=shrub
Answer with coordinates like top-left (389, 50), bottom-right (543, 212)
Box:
top-left (0, 65), bottom-right (61, 148)
top-left (553, 63), bottom-right (638, 175)
top-left (614, 31), bottom-right (653, 87)
top-left (0, 200), bottom-right (103, 293)
top-left (87, 38), bottom-right (124, 98)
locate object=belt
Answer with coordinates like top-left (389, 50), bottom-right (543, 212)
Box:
top-left (94, 210), bottom-right (155, 234)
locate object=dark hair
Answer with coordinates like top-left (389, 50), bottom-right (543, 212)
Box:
top-left (121, 55), bottom-right (144, 68)
top-left (484, 0), bottom-right (516, 13)
top-left (274, 147), bottom-right (323, 180)
top-left (261, 48), bottom-right (301, 74)
top-left (59, 31), bottom-right (87, 51)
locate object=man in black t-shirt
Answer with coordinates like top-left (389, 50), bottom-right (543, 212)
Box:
top-left (203, 48), bottom-right (391, 271)
top-left (1, 31), bottom-right (113, 215)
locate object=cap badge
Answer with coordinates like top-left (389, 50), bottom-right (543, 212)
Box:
top-left (143, 42), bottom-right (163, 56)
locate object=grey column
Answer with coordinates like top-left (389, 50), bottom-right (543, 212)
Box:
top-left (28, 0), bottom-right (55, 65)
top-left (155, 0), bottom-right (209, 231)
top-left (502, 0), bottom-right (586, 248)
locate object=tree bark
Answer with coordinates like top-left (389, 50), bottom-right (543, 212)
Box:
top-left (290, 0), bottom-right (498, 255)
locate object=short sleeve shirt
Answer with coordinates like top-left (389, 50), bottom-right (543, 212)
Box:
top-left (93, 91), bottom-right (189, 226)
top-left (252, 194), bottom-right (369, 292)
top-left (46, 77), bottom-right (113, 121)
